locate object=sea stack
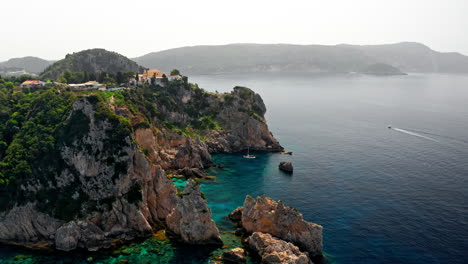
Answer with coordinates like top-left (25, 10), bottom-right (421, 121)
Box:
top-left (229, 195), bottom-right (323, 258)
top-left (279, 161), bottom-right (294, 173)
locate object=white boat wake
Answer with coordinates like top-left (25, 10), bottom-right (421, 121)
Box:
top-left (391, 128), bottom-right (440, 142)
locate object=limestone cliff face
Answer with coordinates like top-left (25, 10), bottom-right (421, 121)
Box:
top-left (0, 98), bottom-right (178, 251)
top-left (155, 85), bottom-right (283, 153)
top-left (134, 128), bottom-right (212, 170)
top-left (0, 82), bottom-right (283, 252)
top-left (206, 87), bottom-right (283, 153)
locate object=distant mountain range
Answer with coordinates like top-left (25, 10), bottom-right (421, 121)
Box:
top-left (0, 56), bottom-right (53, 75)
top-left (133, 42), bottom-right (468, 75)
top-left (2, 42), bottom-right (468, 77)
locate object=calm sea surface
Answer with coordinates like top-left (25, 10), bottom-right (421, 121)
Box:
top-left (0, 73), bottom-right (467, 263)
top-left (193, 73), bottom-right (468, 264)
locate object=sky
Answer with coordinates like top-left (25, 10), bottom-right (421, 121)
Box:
top-left (1, 0), bottom-right (467, 61)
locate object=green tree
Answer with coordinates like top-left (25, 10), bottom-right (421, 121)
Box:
top-left (63, 70), bottom-right (74, 84)
top-left (151, 73), bottom-right (156, 86)
top-left (5, 82), bottom-right (14, 90)
top-left (89, 72), bottom-right (96, 81)
top-left (116, 72), bottom-right (124, 84)
top-left (170, 69), bottom-right (180, 76)
top-left (74, 72), bottom-right (85, 83)
top-left (98, 72), bottom-right (107, 83)
top-left (83, 72), bottom-right (90, 82)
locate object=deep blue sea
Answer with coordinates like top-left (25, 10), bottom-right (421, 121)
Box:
top-left (0, 73), bottom-right (467, 263)
top-left (192, 73), bottom-right (468, 264)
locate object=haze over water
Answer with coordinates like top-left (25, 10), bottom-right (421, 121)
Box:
top-left (191, 73), bottom-right (468, 264)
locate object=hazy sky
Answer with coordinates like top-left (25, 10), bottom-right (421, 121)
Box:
top-left (1, 0), bottom-right (467, 61)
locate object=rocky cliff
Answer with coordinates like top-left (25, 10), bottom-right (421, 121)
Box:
top-left (0, 81), bottom-right (282, 251)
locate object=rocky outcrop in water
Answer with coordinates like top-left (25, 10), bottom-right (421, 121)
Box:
top-left (166, 179), bottom-right (222, 245)
top-left (279, 161), bottom-right (294, 173)
top-left (222, 247), bottom-right (247, 263)
top-left (246, 232), bottom-right (311, 264)
top-left (177, 167), bottom-right (205, 178)
top-left (231, 196), bottom-right (323, 258)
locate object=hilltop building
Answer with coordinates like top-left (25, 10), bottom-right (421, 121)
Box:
top-left (67, 81), bottom-right (106, 90)
top-left (20, 80), bottom-right (45, 88)
top-left (136, 69), bottom-right (182, 85)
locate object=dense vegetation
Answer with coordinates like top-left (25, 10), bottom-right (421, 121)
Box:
top-left (56, 69), bottom-right (136, 86)
top-left (0, 73), bottom-right (262, 220)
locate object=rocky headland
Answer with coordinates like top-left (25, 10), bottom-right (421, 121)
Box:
top-left (0, 80), bottom-right (282, 252)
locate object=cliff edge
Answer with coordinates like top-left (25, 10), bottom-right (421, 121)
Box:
top-left (0, 81), bottom-right (282, 251)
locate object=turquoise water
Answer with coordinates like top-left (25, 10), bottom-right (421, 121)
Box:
top-left (1, 73), bottom-right (468, 263)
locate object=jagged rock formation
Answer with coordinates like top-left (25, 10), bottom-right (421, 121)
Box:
top-left (0, 80), bottom-right (282, 251)
top-left (0, 75), bottom-right (282, 251)
top-left (222, 247), bottom-right (247, 263)
top-left (228, 206), bottom-right (243, 222)
top-left (0, 97), bottom-right (177, 250)
top-left (166, 179), bottom-right (222, 245)
top-left (177, 167), bottom-right (205, 178)
top-left (279, 161), bottom-right (294, 173)
top-left (155, 84), bottom-right (283, 153)
top-left (40, 49), bottom-right (145, 80)
top-left (231, 196), bottom-right (323, 258)
top-left (246, 232), bottom-right (311, 264)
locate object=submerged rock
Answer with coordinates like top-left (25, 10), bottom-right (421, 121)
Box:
top-left (222, 247), bottom-right (246, 263)
top-left (279, 161), bottom-right (294, 173)
top-left (177, 167), bottom-right (205, 178)
top-left (166, 179), bottom-right (222, 245)
top-left (246, 232), bottom-right (311, 264)
top-left (232, 196), bottom-right (322, 258)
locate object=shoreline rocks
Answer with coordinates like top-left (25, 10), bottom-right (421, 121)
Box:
top-left (246, 232), bottom-right (311, 264)
top-left (166, 179), bottom-right (222, 245)
top-left (222, 247), bottom-right (246, 263)
top-left (230, 195), bottom-right (323, 258)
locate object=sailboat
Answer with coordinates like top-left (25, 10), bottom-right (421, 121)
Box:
top-left (243, 147), bottom-right (256, 159)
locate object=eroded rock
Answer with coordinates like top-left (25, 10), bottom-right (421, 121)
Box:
top-left (279, 161), bottom-right (293, 173)
top-left (233, 196), bottom-right (322, 257)
top-left (246, 232), bottom-right (311, 264)
top-left (166, 179), bottom-right (222, 245)
top-left (177, 167), bottom-right (205, 178)
top-left (228, 207), bottom-right (243, 222)
top-left (222, 247), bottom-right (246, 263)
